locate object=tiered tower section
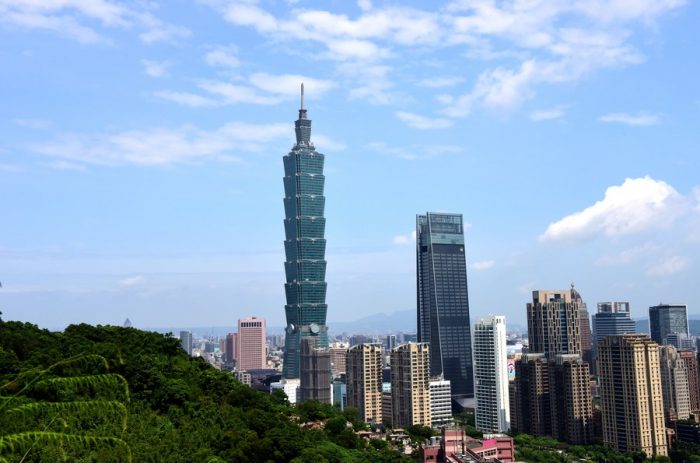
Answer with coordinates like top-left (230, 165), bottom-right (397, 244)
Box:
top-left (282, 84), bottom-right (328, 378)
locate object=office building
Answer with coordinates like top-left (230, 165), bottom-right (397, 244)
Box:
top-left (430, 378), bottom-right (453, 427)
top-left (549, 354), bottom-right (593, 444)
top-left (527, 289), bottom-right (581, 359)
top-left (649, 304), bottom-right (689, 346)
top-left (473, 315), bottom-right (510, 433)
top-left (225, 332), bottom-right (238, 365)
top-left (678, 350), bottom-right (700, 412)
top-left (390, 342), bottom-right (431, 428)
top-left (416, 212), bottom-right (473, 401)
top-left (332, 379), bottom-right (347, 411)
top-left (592, 302), bottom-right (636, 360)
top-left (346, 344), bottom-right (383, 423)
top-left (299, 338), bottom-right (332, 404)
top-left (659, 345), bottom-right (691, 421)
top-left (666, 333), bottom-right (696, 351)
top-left (179, 330), bottom-right (192, 356)
top-left (237, 317), bottom-right (266, 371)
top-left (282, 85), bottom-right (329, 378)
top-left (598, 335), bottom-right (667, 457)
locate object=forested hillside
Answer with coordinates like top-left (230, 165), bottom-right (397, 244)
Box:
top-left (0, 318), bottom-right (411, 463)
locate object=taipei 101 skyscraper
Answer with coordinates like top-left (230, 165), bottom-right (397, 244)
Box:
top-left (282, 84), bottom-right (329, 378)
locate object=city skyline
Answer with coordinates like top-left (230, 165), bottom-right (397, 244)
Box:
top-left (1, 1), bottom-right (699, 329)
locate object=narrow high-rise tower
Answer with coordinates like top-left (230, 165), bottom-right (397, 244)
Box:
top-left (416, 212), bottom-right (473, 401)
top-left (282, 84), bottom-right (329, 378)
top-left (474, 315), bottom-right (510, 433)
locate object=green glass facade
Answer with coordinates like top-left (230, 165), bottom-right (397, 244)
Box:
top-left (282, 96), bottom-right (328, 378)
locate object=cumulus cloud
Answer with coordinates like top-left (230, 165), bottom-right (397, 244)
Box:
top-left (599, 112), bottom-right (661, 126)
top-left (417, 76), bottom-right (465, 88)
top-left (596, 243), bottom-right (657, 266)
top-left (15, 118), bottom-right (53, 129)
top-left (29, 121), bottom-right (291, 167)
top-left (471, 260), bottom-right (495, 270)
top-left (541, 176), bottom-right (687, 242)
top-left (396, 111), bottom-right (452, 129)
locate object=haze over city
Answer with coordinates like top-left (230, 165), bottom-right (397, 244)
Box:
top-left (1, 0), bottom-right (699, 330)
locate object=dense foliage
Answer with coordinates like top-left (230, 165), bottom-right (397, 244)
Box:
top-left (514, 434), bottom-right (676, 463)
top-left (0, 320), bottom-right (413, 462)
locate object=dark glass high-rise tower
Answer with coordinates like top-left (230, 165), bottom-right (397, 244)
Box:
top-left (282, 84), bottom-right (328, 378)
top-left (416, 212), bottom-right (473, 400)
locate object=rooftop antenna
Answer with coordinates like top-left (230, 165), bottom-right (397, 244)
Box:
top-left (300, 82), bottom-right (305, 110)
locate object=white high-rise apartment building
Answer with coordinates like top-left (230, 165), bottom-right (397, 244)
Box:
top-left (429, 378), bottom-right (453, 427)
top-left (474, 315), bottom-right (510, 433)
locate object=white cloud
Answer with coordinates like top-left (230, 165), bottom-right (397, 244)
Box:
top-left (41, 160), bottom-right (86, 171)
top-left (312, 134), bottom-right (347, 152)
top-left (197, 80), bottom-right (281, 105)
top-left (29, 121), bottom-right (291, 167)
top-left (0, 163), bottom-right (23, 172)
top-left (367, 142), bottom-right (462, 161)
top-left (142, 59), bottom-right (170, 78)
top-left (119, 275), bottom-right (145, 287)
top-left (471, 260), bottom-right (495, 270)
top-left (599, 112), bottom-right (661, 126)
top-left (0, 1), bottom-right (189, 44)
top-left (204, 44), bottom-right (240, 68)
top-left (396, 111), bottom-right (452, 129)
top-left (541, 176), bottom-right (686, 242)
top-left (393, 230), bottom-right (416, 245)
top-left (248, 73), bottom-right (336, 97)
top-left (596, 243), bottom-right (657, 266)
top-left (206, 0), bottom-right (685, 110)
top-left (417, 76), bottom-right (465, 88)
top-left (15, 118), bottom-right (52, 129)
top-left (529, 108), bottom-right (565, 121)
top-left (646, 256), bottom-right (689, 277)
top-left (154, 91), bottom-right (219, 108)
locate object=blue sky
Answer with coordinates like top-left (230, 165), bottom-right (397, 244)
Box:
top-left (1, 0), bottom-right (699, 330)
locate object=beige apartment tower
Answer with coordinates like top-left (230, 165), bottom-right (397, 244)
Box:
top-left (346, 343), bottom-right (383, 423)
top-left (390, 342), bottom-right (431, 428)
top-left (237, 317), bottom-right (266, 371)
top-left (598, 335), bottom-right (668, 457)
top-left (659, 345), bottom-right (691, 421)
top-left (527, 289), bottom-right (581, 359)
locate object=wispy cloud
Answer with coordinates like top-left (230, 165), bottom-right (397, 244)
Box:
top-left (396, 111), bottom-right (452, 129)
top-left (417, 76), bottom-right (464, 88)
top-left (15, 118), bottom-right (53, 129)
top-left (29, 121), bottom-right (291, 167)
top-left (156, 73), bottom-right (336, 108)
top-left (646, 256), bottom-right (689, 277)
top-left (142, 59), bottom-right (170, 78)
top-left (367, 142), bottom-right (462, 161)
top-left (471, 260), bottom-right (495, 270)
top-left (529, 108), bottom-right (565, 121)
top-left (541, 176), bottom-right (687, 242)
top-left (393, 230), bottom-right (416, 245)
top-left (119, 275), bottom-right (146, 287)
top-left (0, 1), bottom-right (190, 44)
top-left (204, 44), bottom-right (240, 68)
top-left (599, 112), bottom-right (661, 126)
